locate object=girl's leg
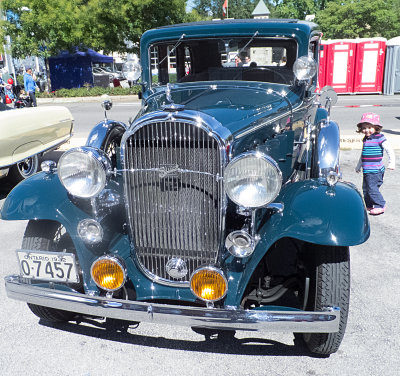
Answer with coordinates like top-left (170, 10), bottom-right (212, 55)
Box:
top-left (362, 175), bottom-right (373, 208)
top-left (364, 172), bottom-right (386, 209)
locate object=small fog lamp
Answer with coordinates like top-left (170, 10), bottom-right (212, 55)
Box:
top-left (91, 256), bottom-right (126, 291)
top-left (190, 267), bottom-right (227, 302)
top-left (78, 219), bottom-right (103, 244)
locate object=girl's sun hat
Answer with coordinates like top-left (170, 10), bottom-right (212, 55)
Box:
top-left (357, 112), bottom-right (382, 130)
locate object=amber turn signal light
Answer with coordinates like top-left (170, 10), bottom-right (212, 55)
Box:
top-left (91, 256), bottom-right (126, 291)
top-left (190, 266), bottom-right (227, 302)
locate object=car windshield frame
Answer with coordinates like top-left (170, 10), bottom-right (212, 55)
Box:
top-left (148, 36), bottom-right (298, 88)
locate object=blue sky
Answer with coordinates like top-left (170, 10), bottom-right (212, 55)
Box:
top-left (186, 0), bottom-right (195, 12)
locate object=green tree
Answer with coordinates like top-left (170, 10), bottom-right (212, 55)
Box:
top-left (192, 0), bottom-right (258, 20)
top-left (316, 0), bottom-right (400, 39)
top-left (274, 0), bottom-right (317, 19)
top-left (0, 0), bottom-right (88, 58)
top-left (0, 0), bottom-right (188, 58)
top-left (121, 0), bottom-right (187, 53)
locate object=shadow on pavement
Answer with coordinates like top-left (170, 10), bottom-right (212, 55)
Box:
top-left (384, 128), bottom-right (400, 135)
top-left (39, 317), bottom-right (328, 358)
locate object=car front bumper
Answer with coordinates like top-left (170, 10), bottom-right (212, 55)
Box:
top-left (5, 275), bottom-right (340, 333)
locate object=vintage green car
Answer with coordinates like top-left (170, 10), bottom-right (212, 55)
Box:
top-left (2, 19), bottom-right (369, 355)
top-left (0, 106), bottom-right (73, 182)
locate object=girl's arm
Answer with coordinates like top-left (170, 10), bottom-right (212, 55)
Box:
top-left (382, 140), bottom-right (396, 169)
top-left (355, 155), bottom-right (362, 172)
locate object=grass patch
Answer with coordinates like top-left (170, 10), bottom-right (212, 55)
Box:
top-left (36, 85), bottom-right (141, 98)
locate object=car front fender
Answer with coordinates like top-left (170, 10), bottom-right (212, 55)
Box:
top-left (224, 179), bottom-right (370, 306)
top-left (1, 172), bottom-right (87, 230)
top-left (266, 179), bottom-right (370, 246)
top-left (85, 119), bottom-right (127, 150)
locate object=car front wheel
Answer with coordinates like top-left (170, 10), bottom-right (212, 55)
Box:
top-left (22, 220), bottom-right (81, 323)
top-left (298, 244), bottom-right (350, 355)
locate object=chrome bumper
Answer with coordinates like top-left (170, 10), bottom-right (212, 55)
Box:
top-left (5, 275), bottom-right (340, 333)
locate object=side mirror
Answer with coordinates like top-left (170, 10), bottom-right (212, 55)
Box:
top-left (318, 86), bottom-right (338, 117)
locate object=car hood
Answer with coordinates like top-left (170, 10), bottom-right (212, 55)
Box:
top-left (141, 82), bottom-right (303, 136)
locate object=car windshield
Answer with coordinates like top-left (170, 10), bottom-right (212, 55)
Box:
top-left (150, 36), bottom-right (297, 87)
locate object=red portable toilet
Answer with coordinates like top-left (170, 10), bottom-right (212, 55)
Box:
top-left (353, 38), bottom-right (386, 93)
top-left (316, 41), bottom-right (329, 92)
top-left (324, 39), bottom-right (357, 93)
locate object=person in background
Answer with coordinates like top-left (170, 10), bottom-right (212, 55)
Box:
top-left (243, 56), bottom-right (251, 66)
top-left (355, 112), bottom-right (396, 215)
top-left (0, 71), bottom-right (6, 105)
top-left (23, 67), bottom-right (37, 107)
top-left (4, 78), bottom-right (15, 105)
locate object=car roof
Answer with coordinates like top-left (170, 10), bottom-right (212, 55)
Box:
top-left (141, 19), bottom-right (319, 40)
top-left (140, 18), bottom-right (320, 57)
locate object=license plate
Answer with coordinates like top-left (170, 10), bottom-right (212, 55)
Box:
top-left (17, 250), bottom-right (79, 283)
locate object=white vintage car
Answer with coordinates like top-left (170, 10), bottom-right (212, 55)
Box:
top-left (0, 106), bottom-right (73, 183)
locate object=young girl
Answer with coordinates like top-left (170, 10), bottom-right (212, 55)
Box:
top-left (355, 112), bottom-right (396, 215)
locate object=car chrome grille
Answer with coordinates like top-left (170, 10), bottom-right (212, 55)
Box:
top-left (123, 120), bottom-right (223, 285)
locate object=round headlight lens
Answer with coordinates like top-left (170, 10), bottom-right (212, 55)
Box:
top-left (58, 147), bottom-right (110, 198)
top-left (293, 56), bottom-right (317, 81)
top-left (224, 152), bottom-right (282, 208)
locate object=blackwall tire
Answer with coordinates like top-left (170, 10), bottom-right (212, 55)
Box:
top-left (22, 220), bottom-right (80, 323)
top-left (8, 155), bottom-right (39, 183)
top-left (300, 245), bottom-right (350, 355)
top-left (27, 303), bottom-right (76, 323)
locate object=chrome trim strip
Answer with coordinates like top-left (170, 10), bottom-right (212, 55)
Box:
top-left (5, 275), bottom-right (340, 333)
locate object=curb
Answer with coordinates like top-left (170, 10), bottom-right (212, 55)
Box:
top-left (340, 133), bottom-right (400, 150)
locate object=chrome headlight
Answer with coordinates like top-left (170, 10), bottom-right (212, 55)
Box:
top-left (58, 147), bottom-right (111, 198)
top-left (224, 152), bottom-right (282, 208)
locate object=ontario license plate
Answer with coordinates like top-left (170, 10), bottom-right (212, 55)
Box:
top-left (17, 250), bottom-right (79, 283)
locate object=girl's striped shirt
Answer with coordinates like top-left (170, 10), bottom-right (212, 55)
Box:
top-left (361, 133), bottom-right (386, 173)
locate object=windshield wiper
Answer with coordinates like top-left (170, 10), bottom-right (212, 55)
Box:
top-left (231, 31), bottom-right (259, 62)
top-left (158, 33), bottom-right (186, 65)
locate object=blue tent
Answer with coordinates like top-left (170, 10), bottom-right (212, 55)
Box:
top-left (48, 48), bottom-right (113, 90)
